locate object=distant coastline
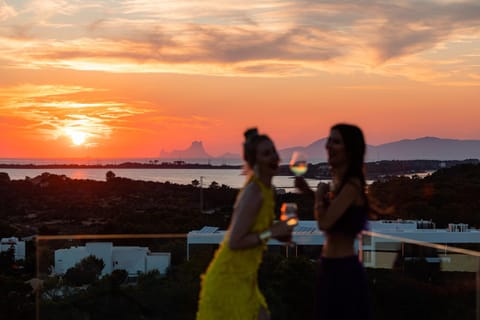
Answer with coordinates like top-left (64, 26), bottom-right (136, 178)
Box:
top-left (1, 159), bottom-right (478, 181)
top-left (0, 161), bottom-right (243, 170)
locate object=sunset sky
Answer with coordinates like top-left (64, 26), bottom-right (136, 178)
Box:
top-left (1, 0), bottom-right (479, 159)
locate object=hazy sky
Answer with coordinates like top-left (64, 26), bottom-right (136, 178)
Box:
top-left (1, 0), bottom-right (479, 158)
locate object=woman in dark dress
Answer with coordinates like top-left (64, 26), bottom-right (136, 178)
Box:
top-left (296, 123), bottom-right (372, 320)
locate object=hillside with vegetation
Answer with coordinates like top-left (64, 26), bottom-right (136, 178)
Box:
top-left (368, 163), bottom-right (480, 228)
top-left (0, 163), bottom-right (479, 319)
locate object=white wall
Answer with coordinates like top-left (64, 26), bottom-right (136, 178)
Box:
top-left (146, 253), bottom-right (171, 274)
top-left (54, 247), bottom-right (89, 274)
top-left (54, 242), bottom-right (170, 277)
top-left (112, 247), bottom-right (148, 276)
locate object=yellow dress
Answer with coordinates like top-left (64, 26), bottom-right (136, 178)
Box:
top-left (196, 175), bottom-right (275, 320)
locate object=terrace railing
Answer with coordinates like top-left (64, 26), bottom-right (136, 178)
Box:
top-left (33, 231), bottom-right (480, 320)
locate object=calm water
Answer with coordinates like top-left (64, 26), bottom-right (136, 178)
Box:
top-left (0, 157), bottom-right (432, 188)
top-left (1, 168), bottom-right (325, 189)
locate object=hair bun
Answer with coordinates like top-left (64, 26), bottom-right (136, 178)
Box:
top-left (244, 128), bottom-right (258, 141)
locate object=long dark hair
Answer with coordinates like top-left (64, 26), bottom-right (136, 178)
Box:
top-left (243, 127), bottom-right (273, 170)
top-left (331, 123), bottom-right (367, 193)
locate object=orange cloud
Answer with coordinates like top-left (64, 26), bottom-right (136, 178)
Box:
top-left (0, 84), bottom-right (148, 147)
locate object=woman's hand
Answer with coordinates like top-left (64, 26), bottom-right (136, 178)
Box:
top-left (294, 177), bottom-right (314, 197)
top-left (315, 182), bottom-right (330, 201)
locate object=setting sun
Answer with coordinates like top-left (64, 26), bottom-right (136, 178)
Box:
top-left (66, 129), bottom-right (87, 146)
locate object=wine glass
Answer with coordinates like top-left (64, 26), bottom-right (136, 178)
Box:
top-left (280, 202), bottom-right (299, 227)
top-left (279, 202), bottom-right (298, 246)
top-left (289, 151), bottom-right (308, 176)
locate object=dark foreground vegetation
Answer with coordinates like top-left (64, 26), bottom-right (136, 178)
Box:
top-left (0, 163), bottom-right (479, 319)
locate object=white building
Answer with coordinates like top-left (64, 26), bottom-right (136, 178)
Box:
top-left (362, 220), bottom-right (480, 271)
top-left (0, 237), bottom-right (26, 261)
top-left (54, 242), bottom-right (171, 277)
top-left (187, 220), bottom-right (480, 271)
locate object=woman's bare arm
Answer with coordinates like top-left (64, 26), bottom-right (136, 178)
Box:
top-left (229, 181), bottom-right (293, 249)
top-left (314, 179), bottom-right (362, 231)
top-left (228, 182), bottom-right (264, 249)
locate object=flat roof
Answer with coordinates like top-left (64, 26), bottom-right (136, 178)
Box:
top-left (187, 220), bottom-right (480, 245)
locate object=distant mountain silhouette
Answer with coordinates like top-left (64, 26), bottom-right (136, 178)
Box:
top-left (218, 152), bottom-right (242, 160)
top-left (278, 139), bottom-right (328, 163)
top-left (161, 137), bottom-right (480, 162)
top-left (279, 137), bottom-right (480, 162)
top-left (368, 137), bottom-right (480, 161)
top-left (159, 141), bottom-right (212, 159)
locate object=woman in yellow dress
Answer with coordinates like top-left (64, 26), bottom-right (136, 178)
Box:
top-left (196, 128), bottom-right (293, 320)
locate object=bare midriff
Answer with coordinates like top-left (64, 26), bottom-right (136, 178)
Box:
top-left (322, 233), bottom-right (357, 258)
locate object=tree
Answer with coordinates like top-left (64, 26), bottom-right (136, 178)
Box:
top-left (209, 181), bottom-right (219, 189)
top-left (109, 269), bottom-right (128, 286)
top-left (0, 245), bottom-right (15, 273)
top-left (64, 255), bottom-right (105, 286)
top-left (106, 170), bottom-right (116, 182)
top-left (0, 172), bottom-right (10, 183)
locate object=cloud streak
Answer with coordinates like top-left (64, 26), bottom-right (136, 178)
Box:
top-left (0, 0), bottom-right (479, 83)
top-left (0, 83), bottom-right (219, 149)
top-left (0, 84), bottom-right (149, 146)
top-left (151, 115), bottom-right (221, 130)
top-left (0, 0), bottom-right (16, 21)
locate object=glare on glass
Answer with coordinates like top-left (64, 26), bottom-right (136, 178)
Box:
top-left (279, 202), bottom-right (298, 245)
top-left (280, 202), bottom-right (299, 227)
top-left (289, 151), bottom-right (308, 176)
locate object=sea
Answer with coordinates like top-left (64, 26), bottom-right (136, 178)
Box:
top-left (0, 158), bottom-right (325, 189)
top-left (0, 158), bottom-right (433, 189)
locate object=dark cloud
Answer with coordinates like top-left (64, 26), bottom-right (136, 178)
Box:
top-left (366, 1), bottom-right (480, 61)
top-left (1, 0), bottom-right (479, 76)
